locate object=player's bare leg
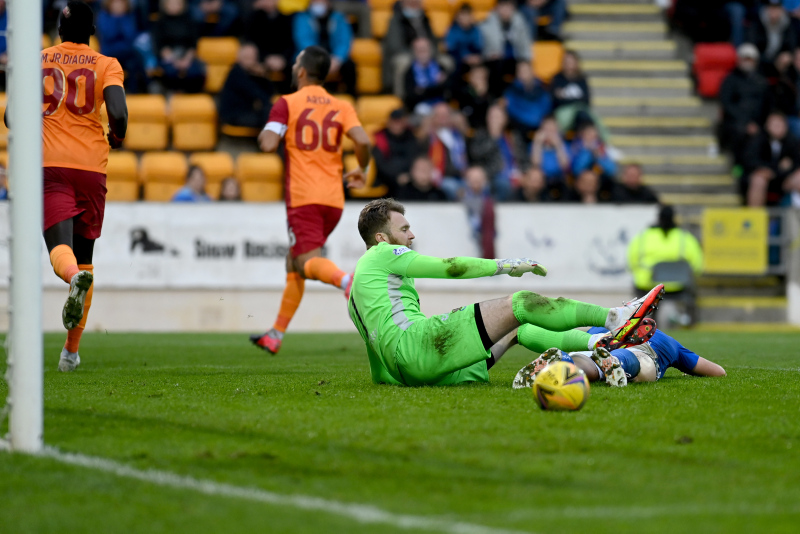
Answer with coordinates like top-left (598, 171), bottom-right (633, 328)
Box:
top-left (487, 329), bottom-right (518, 368)
top-left (44, 219), bottom-right (95, 372)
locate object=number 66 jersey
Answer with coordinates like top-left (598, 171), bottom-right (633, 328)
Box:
top-left (41, 41), bottom-right (124, 174)
top-left (265, 85), bottom-right (362, 209)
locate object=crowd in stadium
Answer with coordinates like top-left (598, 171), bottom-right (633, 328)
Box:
top-left (673, 0), bottom-right (800, 207)
top-left (25, 0), bottom-right (667, 213)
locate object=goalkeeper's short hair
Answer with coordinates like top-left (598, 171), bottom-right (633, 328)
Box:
top-left (358, 198), bottom-right (406, 247)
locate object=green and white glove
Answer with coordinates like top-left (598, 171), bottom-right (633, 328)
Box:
top-left (494, 258), bottom-right (548, 277)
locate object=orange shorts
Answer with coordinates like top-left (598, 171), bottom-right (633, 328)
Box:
top-left (286, 204), bottom-right (343, 258)
top-left (43, 167), bottom-right (107, 240)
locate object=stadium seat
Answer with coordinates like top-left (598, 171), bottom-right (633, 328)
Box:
top-left (196, 37), bottom-right (240, 93)
top-left (236, 153), bottom-right (284, 202)
top-left (54, 35), bottom-right (101, 52)
top-left (140, 152), bottom-right (188, 202)
top-left (220, 124), bottom-right (261, 138)
top-left (532, 41), bottom-right (564, 83)
top-left (125, 95), bottom-right (169, 151)
top-left (424, 0), bottom-right (458, 13)
top-left (0, 95), bottom-right (7, 150)
top-left (465, 0), bottom-right (494, 10)
top-left (42, 34), bottom-right (52, 49)
top-left (356, 95), bottom-right (403, 129)
top-left (189, 152), bottom-right (234, 199)
top-left (170, 94), bottom-right (217, 151)
top-left (351, 39), bottom-right (383, 94)
top-left (344, 154), bottom-right (387, 198)
top-left (693, 43), bottom-right (737, 99)
top-left (371, 10), bottom-right (393, 39)
top-left (473, 10), bottom-right (489, 22)
top-left (0, 151), bottom-right (8, 169)
top-left (105, 151), bottom-right (140, 201)
top-left (428, 10), bottom-right (453, 38)
top-left (369, 0), bottom-right (395, 9)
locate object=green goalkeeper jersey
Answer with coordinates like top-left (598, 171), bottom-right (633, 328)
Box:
top-left (347, 242), bottom-right (500, 385)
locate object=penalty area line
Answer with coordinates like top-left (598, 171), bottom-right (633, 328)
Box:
top-left (36, 446), bottom-right (529, 534)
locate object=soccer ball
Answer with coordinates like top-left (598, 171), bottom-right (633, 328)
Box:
top-left (532, 361), bottom-right (590, 411)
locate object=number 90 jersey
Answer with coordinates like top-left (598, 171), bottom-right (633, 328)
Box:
top-left (266, 85), bottom-right (361, 209)
top-left (41, 42), bottom-right (124, 174)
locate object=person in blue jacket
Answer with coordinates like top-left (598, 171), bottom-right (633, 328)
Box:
top-left (293, 0), bottom-right (356, 95)
top-left (570, 123), bottom-right (617, 180)
top-left (503, 61), bottom-right (552, 136)
top-left (97, 0), bottom-right (146, 93)
top-left (445, 3), bottom-right (484, 69)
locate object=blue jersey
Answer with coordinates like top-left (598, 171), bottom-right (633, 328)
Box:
top-left (587, 328), bottom-right (701, 380)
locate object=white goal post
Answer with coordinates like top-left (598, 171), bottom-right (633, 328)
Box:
top-left (2, 0), bottom-right (44, 452)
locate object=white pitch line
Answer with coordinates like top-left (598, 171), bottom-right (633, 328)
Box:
top-left (38, 447), bottom-right (530, 534)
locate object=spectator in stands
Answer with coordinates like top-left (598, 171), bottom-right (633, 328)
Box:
top-left (372, 108), bottom-right (422, 197)
top-left (504, 61), bottom-right (552, 136)
top-left (612, 163), bottom-right (659, 204)
top-left (153, 0), bottom-right (206, 93)
top-left (172, 165), bottom-right (212, 202)
top-left (97, 0), bottom-right (146, 93)
top-left (383, 0), bottom-right (437, 94)
top-left (512, 167), bottom-right (552, 203)
top-left (570, 123), bottom-right (617, 182)
top-left (218, 177), bottom-right (242, 201)
top-left (425, 103), bottom-right (469, 199)
top-left (550, 49), bottom-right (608, 139)
top-left (219, 43), bottom-right (274, 129)
top-left (468, 105), bottom-right (526, 201)
top-left (0, 0), bottom-right (7, 91)
top-left (565, 169), bottom-right (607, 204)
top-left (403, 37), bottom-right (449, 114)
top-left (481, 0), bottom-right (532, 97)
top-left (331, 0), bottom-right (371, 39)
top-left (769, 49), bottom-right (800, 137)
top-left (0, 163), bottom-right (7, 201)
top-left (749, 0), bottom-right (797, 70)
top-left (781, 166), bottom-right (800, 206)
top-left (190, 0), bottom-right (240, 36)
top-left (456, 64), bottom-right (492, 130)
top-left (520, 0), bottom-right (567, 41)
top-left (742, 111), bottom-right (800, 206)
top-left (462, 166), bottom-right (496, 258)
top-left (718, 44), bottom-right (771, 159)
top-left (245, 0), bottom-right (293, 93)
top-left (293, 0), bottom-right (356, 95)
top-left (446, 3), bottom-right (484, 71)
top-left (530, 116), bottom-right (570, 187)
top-left (396, 156), bottom-right (449, 201)
top-left (671, 1), bottom-right (750, 46)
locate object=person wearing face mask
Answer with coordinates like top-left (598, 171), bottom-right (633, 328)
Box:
top-left (293, 0), bottom-right (356, 95)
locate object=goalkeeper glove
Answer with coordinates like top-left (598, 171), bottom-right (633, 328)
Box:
top-left (494, 258), bottom-right (548, 277)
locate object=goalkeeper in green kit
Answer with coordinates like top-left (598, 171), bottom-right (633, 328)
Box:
top-left (348, 199), bottom-right (665, 386)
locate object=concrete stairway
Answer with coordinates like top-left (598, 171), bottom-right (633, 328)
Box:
top-left (563, 0), bottom-right (789, 325)
top-left (564, 0), bottom-right (738, 207)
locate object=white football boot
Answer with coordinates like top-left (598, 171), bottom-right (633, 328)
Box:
top-left (512, 347), bottom-right (562, 390)
top-left (590, 346), bottom-right (627, 387)
top-left (58, 348), bottom-right (81, 372)
top-left (62, 270), bottom-right (93, 330)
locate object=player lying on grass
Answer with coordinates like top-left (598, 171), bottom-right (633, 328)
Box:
top-left (512, 325), bottom-right (726, 388)
top-left (347, 198), bottom-right (665, 386)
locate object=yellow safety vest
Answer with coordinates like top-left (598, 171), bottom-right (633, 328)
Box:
top-left (627, 227), bottom-right (704, 292)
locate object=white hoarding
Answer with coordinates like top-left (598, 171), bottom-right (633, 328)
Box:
top-left (0, 202), bottom-right (657, 292)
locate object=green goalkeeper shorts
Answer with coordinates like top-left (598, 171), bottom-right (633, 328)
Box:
top-left (394, 304), bottom-right (491, 386)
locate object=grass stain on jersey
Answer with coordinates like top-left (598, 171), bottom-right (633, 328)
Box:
top-left (444, 258), bottom-right (468, 278)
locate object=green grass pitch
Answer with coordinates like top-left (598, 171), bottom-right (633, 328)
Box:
top-left (1, 330), bottom-right (799, 533)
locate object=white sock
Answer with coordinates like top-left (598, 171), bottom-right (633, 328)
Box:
top-left (587, 333), bottom-right (607, 349)
top-left (339, 273), bottom-right (351, 290)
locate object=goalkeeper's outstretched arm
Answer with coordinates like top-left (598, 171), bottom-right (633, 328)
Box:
top-left (405, 254), bottom-right (548, 279)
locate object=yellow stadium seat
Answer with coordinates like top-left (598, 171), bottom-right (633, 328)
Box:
top-left (424, 0), bottom-right (457, 14)
top-left (197, 37), bottom-right (240, 93)
top-left (125, 95), bottom-right (168, 151)
top-left (428, 10), bottom-right (453, 38)
top-left (189, 152), bottom-right (234, 199)
top-left (351, 39), bottom-right (382, 67)
top-left (356, 66), bottom-right (383, 94)
top-left (141, 152), bottom-right (188, 201)
top-left (473, 10), bottom-right (490, 22)
top-left (369, 0), bottom-right (395, 10)
top-left (466, 0), bottom-right (495, 11)
top-left (237, 153), bottom-right (284, 202)
top-left (170, 94), bottom-right (217, 151)
top-left (42, 34), bottom-right (52, 49)
top-left (356, 95), bottom-right (403, 128)
top-left (344, 154), bottom-right (387, 198)
top-left (0, 97), bottom-right (7, 150)
top-left (371, 10), bottom-right (393, 39)
top-left (0, 151), bottom-right (7, 168)
top-left (532, 41), bottom-right (564, 84)
top-left (54, 35), bottom-right (101, 52)
top-left (105, 151), bottom-right (140, 201)
top-left (220, 124), bottom-right (261, 137)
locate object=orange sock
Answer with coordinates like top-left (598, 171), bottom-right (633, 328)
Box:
top-left (273, 272), bottom-right (305, 333)
top-left (65, 264), bottom-right (93, 353)
top-left (49, 245), bottom-right (80, 284)
top-left (303, 257), bottom-right (346, 288)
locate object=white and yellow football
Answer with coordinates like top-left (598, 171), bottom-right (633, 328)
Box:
top-left (532, 361), bottom-right (590, 411)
